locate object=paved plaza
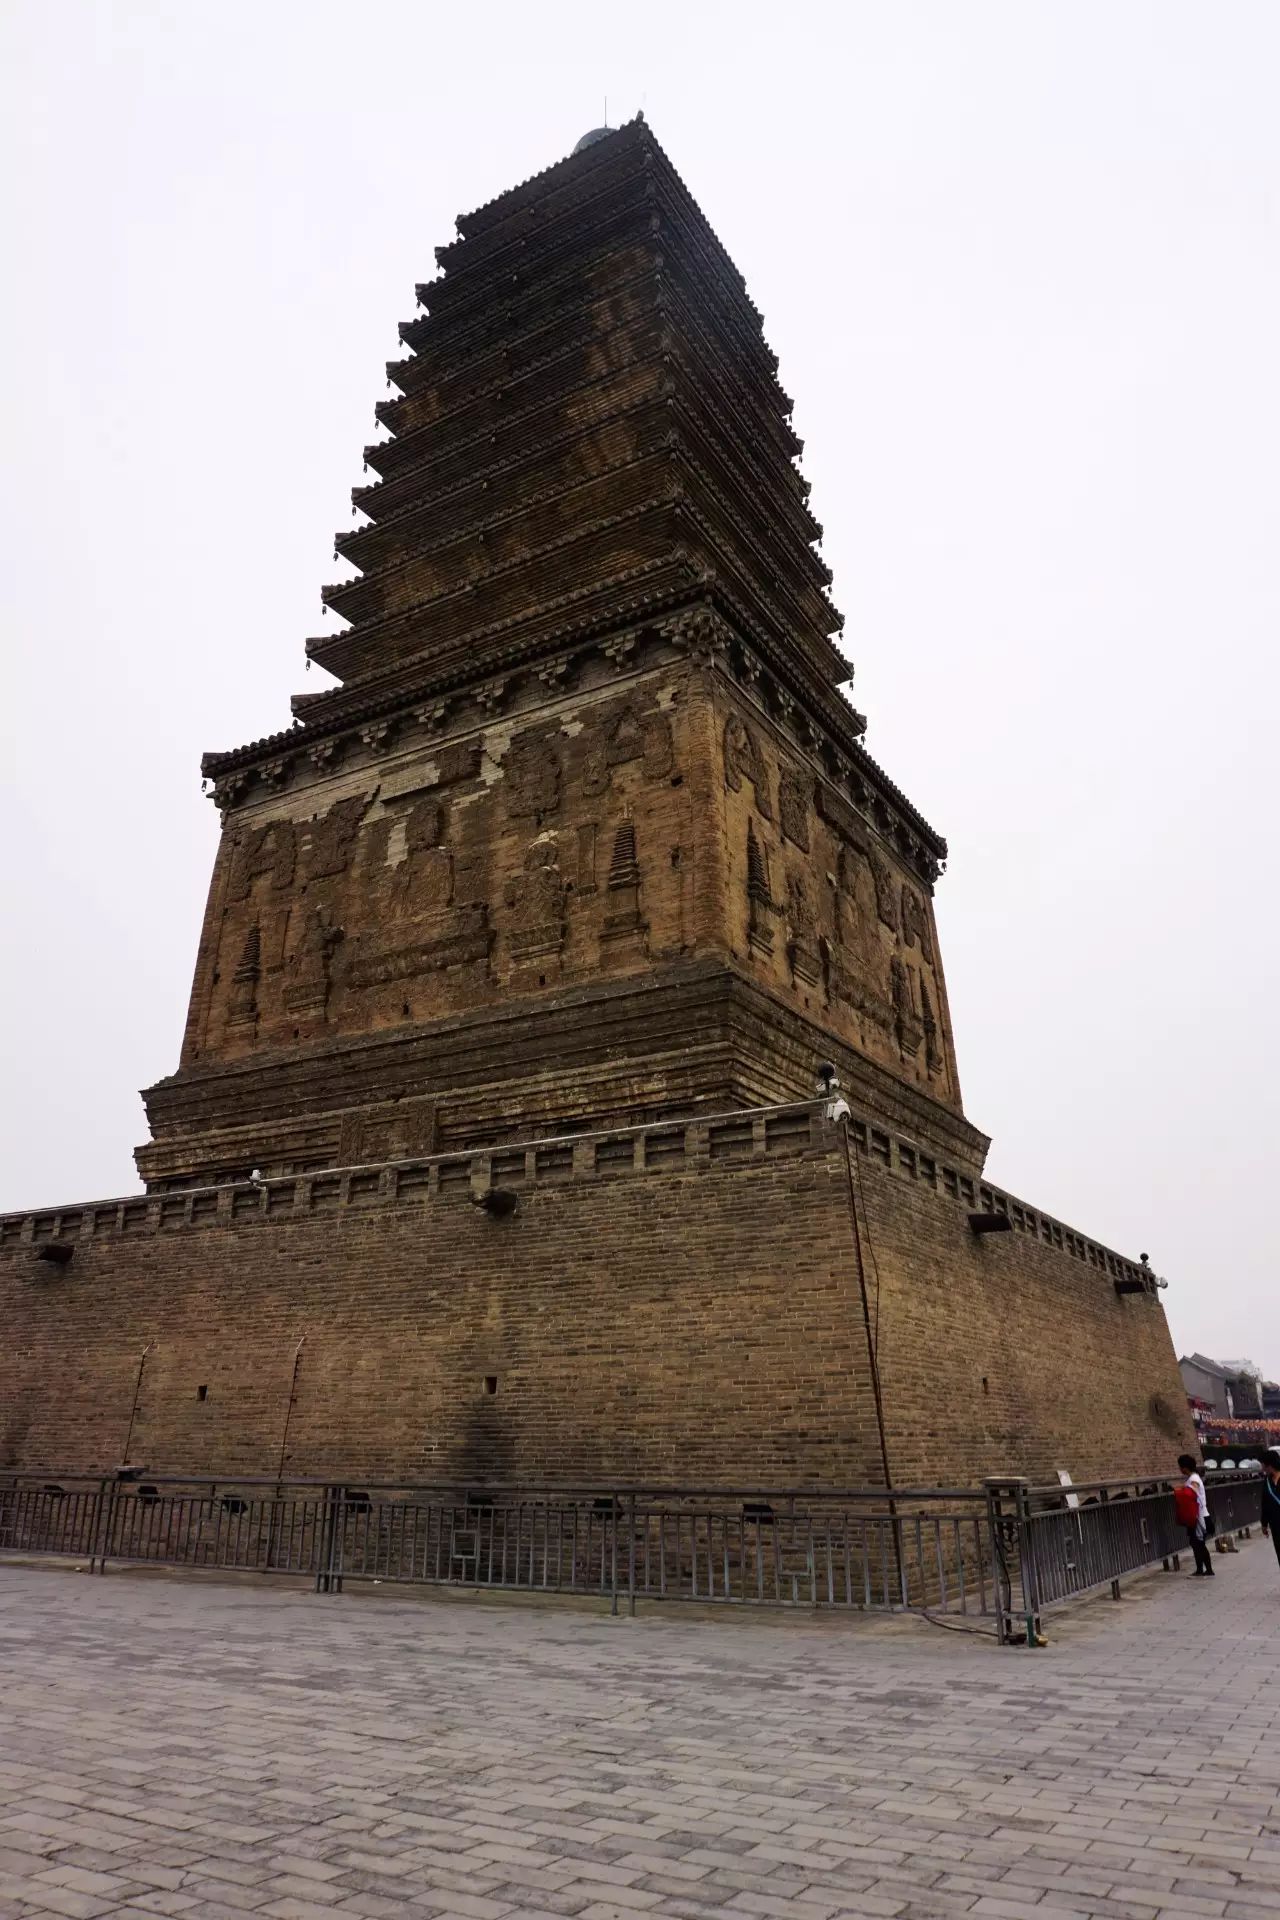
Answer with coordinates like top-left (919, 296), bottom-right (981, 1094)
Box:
top-left (0, 1540), bottom-right (1278, 1920)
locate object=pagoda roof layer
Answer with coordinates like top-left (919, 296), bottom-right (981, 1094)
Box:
top-left (298, 119), bottom-right (835, 704)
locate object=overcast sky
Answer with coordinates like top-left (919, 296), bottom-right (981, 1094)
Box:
top-left (1, 1), bottom-right (1276, 1369)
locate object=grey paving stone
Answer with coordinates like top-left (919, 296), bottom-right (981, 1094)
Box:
top-left (0, 1540), bottom-right (1277, 1920)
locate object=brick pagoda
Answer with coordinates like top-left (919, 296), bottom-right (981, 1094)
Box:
top-left (0, 121), bottom-right (1192, 1490)
top-left (139, 117), bottom-right (982, 1190)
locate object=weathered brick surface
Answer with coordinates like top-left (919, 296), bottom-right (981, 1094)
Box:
top-left (0, 1115), bottom-right (1191, 1483)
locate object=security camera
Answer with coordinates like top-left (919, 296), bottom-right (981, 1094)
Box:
top-left (815, 1062), bottom-right (850, 1125)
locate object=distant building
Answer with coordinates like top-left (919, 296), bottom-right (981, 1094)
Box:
top-left (1181, 1354), bottom-right (1236, 1417)
top-left (1231, 1371), bottom-right (1264, 1419)
top-left (1180, 1354), bottom-right (1272, 1423)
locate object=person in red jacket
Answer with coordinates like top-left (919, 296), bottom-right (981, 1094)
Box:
top-left (1176, 1453), bottom-right (1214, 1576)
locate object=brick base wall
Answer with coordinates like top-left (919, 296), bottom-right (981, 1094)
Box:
top-left (0, 1109), bottom-right (1193, 1487)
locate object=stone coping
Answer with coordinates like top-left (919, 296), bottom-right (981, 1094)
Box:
top-left (0, 1099), bottom-right (1153, 1291)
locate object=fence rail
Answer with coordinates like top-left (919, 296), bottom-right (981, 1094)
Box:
top-left (0, 1471), bottom-right (1264, 1643)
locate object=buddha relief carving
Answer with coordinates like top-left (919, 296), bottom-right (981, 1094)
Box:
top-left (388, 798), bottom-right (454, 916)
top-left (785, 870), bottom-right (821, 986)
top-left (505, 834), bottom-right (566, 965)
top-left (284, 905), bottom-right (344, 1017)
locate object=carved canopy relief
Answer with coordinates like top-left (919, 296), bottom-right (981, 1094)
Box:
top-left (583, 700), bottom-right (675, 797)
top-left (723, 713), bottom-right (772, 818)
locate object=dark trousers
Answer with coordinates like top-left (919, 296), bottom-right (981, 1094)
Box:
top-left (1269, 1528), bottom-right (1280, 1574)
top-left (1186, 1524), bottom-right (1214, 1574)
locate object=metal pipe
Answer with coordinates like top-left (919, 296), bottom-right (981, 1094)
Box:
top-left (121, 1344), bottom-right (153, 1466)
top-left (275, 1337), bottom-right (306, 1491)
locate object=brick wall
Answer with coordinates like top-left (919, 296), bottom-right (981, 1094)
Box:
top-left (0, 1106), bottom-right (1192, 1487)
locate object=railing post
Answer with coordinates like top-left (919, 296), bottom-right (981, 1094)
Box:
top-left (610, 1491), bottom-right (619, 1617)
top-left (96, 1476), bottom-right (117, 1578)
top-left (315, 1484), bottom-right (342, 1595)
top-left (1016, 1480), bottom-right (1044, 1643)
top-left (627, 1493), bottom-right (636, 1618)
top-left (985, 1477), bottom-right (1042, 1647)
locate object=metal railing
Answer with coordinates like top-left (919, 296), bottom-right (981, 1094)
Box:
top-left (987, 1472), bottom-right (1265, 1641)
top-left (0, 1471), bottom-right (1263, 1643)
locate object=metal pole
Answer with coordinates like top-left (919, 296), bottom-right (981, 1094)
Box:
top-left (839, 1123), bottom-right (904, 1598)
top-left (275, 1336), bottom-right (306, 1489)
top-left (121, 1344), bottom-right (153, 1467)
top-left (267, 1336), bottom-right (305, 1572)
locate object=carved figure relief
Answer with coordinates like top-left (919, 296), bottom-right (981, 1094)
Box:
top-left (901, 885), bottom-right (934, 963)
top-left (583, 703), bottom-right (675, 797)
top-left (746, 822), bottom-right (777, 956)
top-left (225, 922), bottom-right (261, 1032)
top-left (829, 838), bottom-right (894, 1029)
top-left (284, 905), bottom-right (343, 1017)
top-left (389, 798), bottom-right (454, 916)
top-left (778, 769), bottom-right (811, 851)
top-left (227, 821), bottom-right (296, 900)
top-left (723, 713), bottom-right (772, 819)
top-left (304, 795), bottom-right (367, 881)
top-left (504, 834), bottom-right (566, 964)
top-left (785, 871), bottom-right (821, 986)
top-left (503, 730), bottom-right (560, 819)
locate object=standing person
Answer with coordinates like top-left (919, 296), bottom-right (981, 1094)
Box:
top-left (1175, 1453), bottom-right (1214, 1576)
top-left (1261, 1448), bottom-right (1280, 1578)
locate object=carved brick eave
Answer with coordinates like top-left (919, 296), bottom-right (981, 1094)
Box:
top-left (312, 481), bottom-right (836, 692)
top-left (326, 437), bottom-right (831, 637)
top-left (323, 444), bottom-right (673, 628)
top-left (343, 399), bottom-right (820, 603)
top-left (412, 186), bottom-right (774, 408)
top-left (384, 253), bottom-right (793, 465)
top-left (398, 247), bottom-right (660, 400)
top-left (345, 392), bottom-right (658, 553)
top-left (306, 499), bottom-right (687, 682)
top-left (431, 123), bottom-right (770, 360)
top-left (386, 270), bottom-right (797, 479)
top-left (365, 305), bottom-right (668, 488)
top-left (200, 606), bottom-right (671, 805)
top-left (383, 253), bottom-right (661, 402)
